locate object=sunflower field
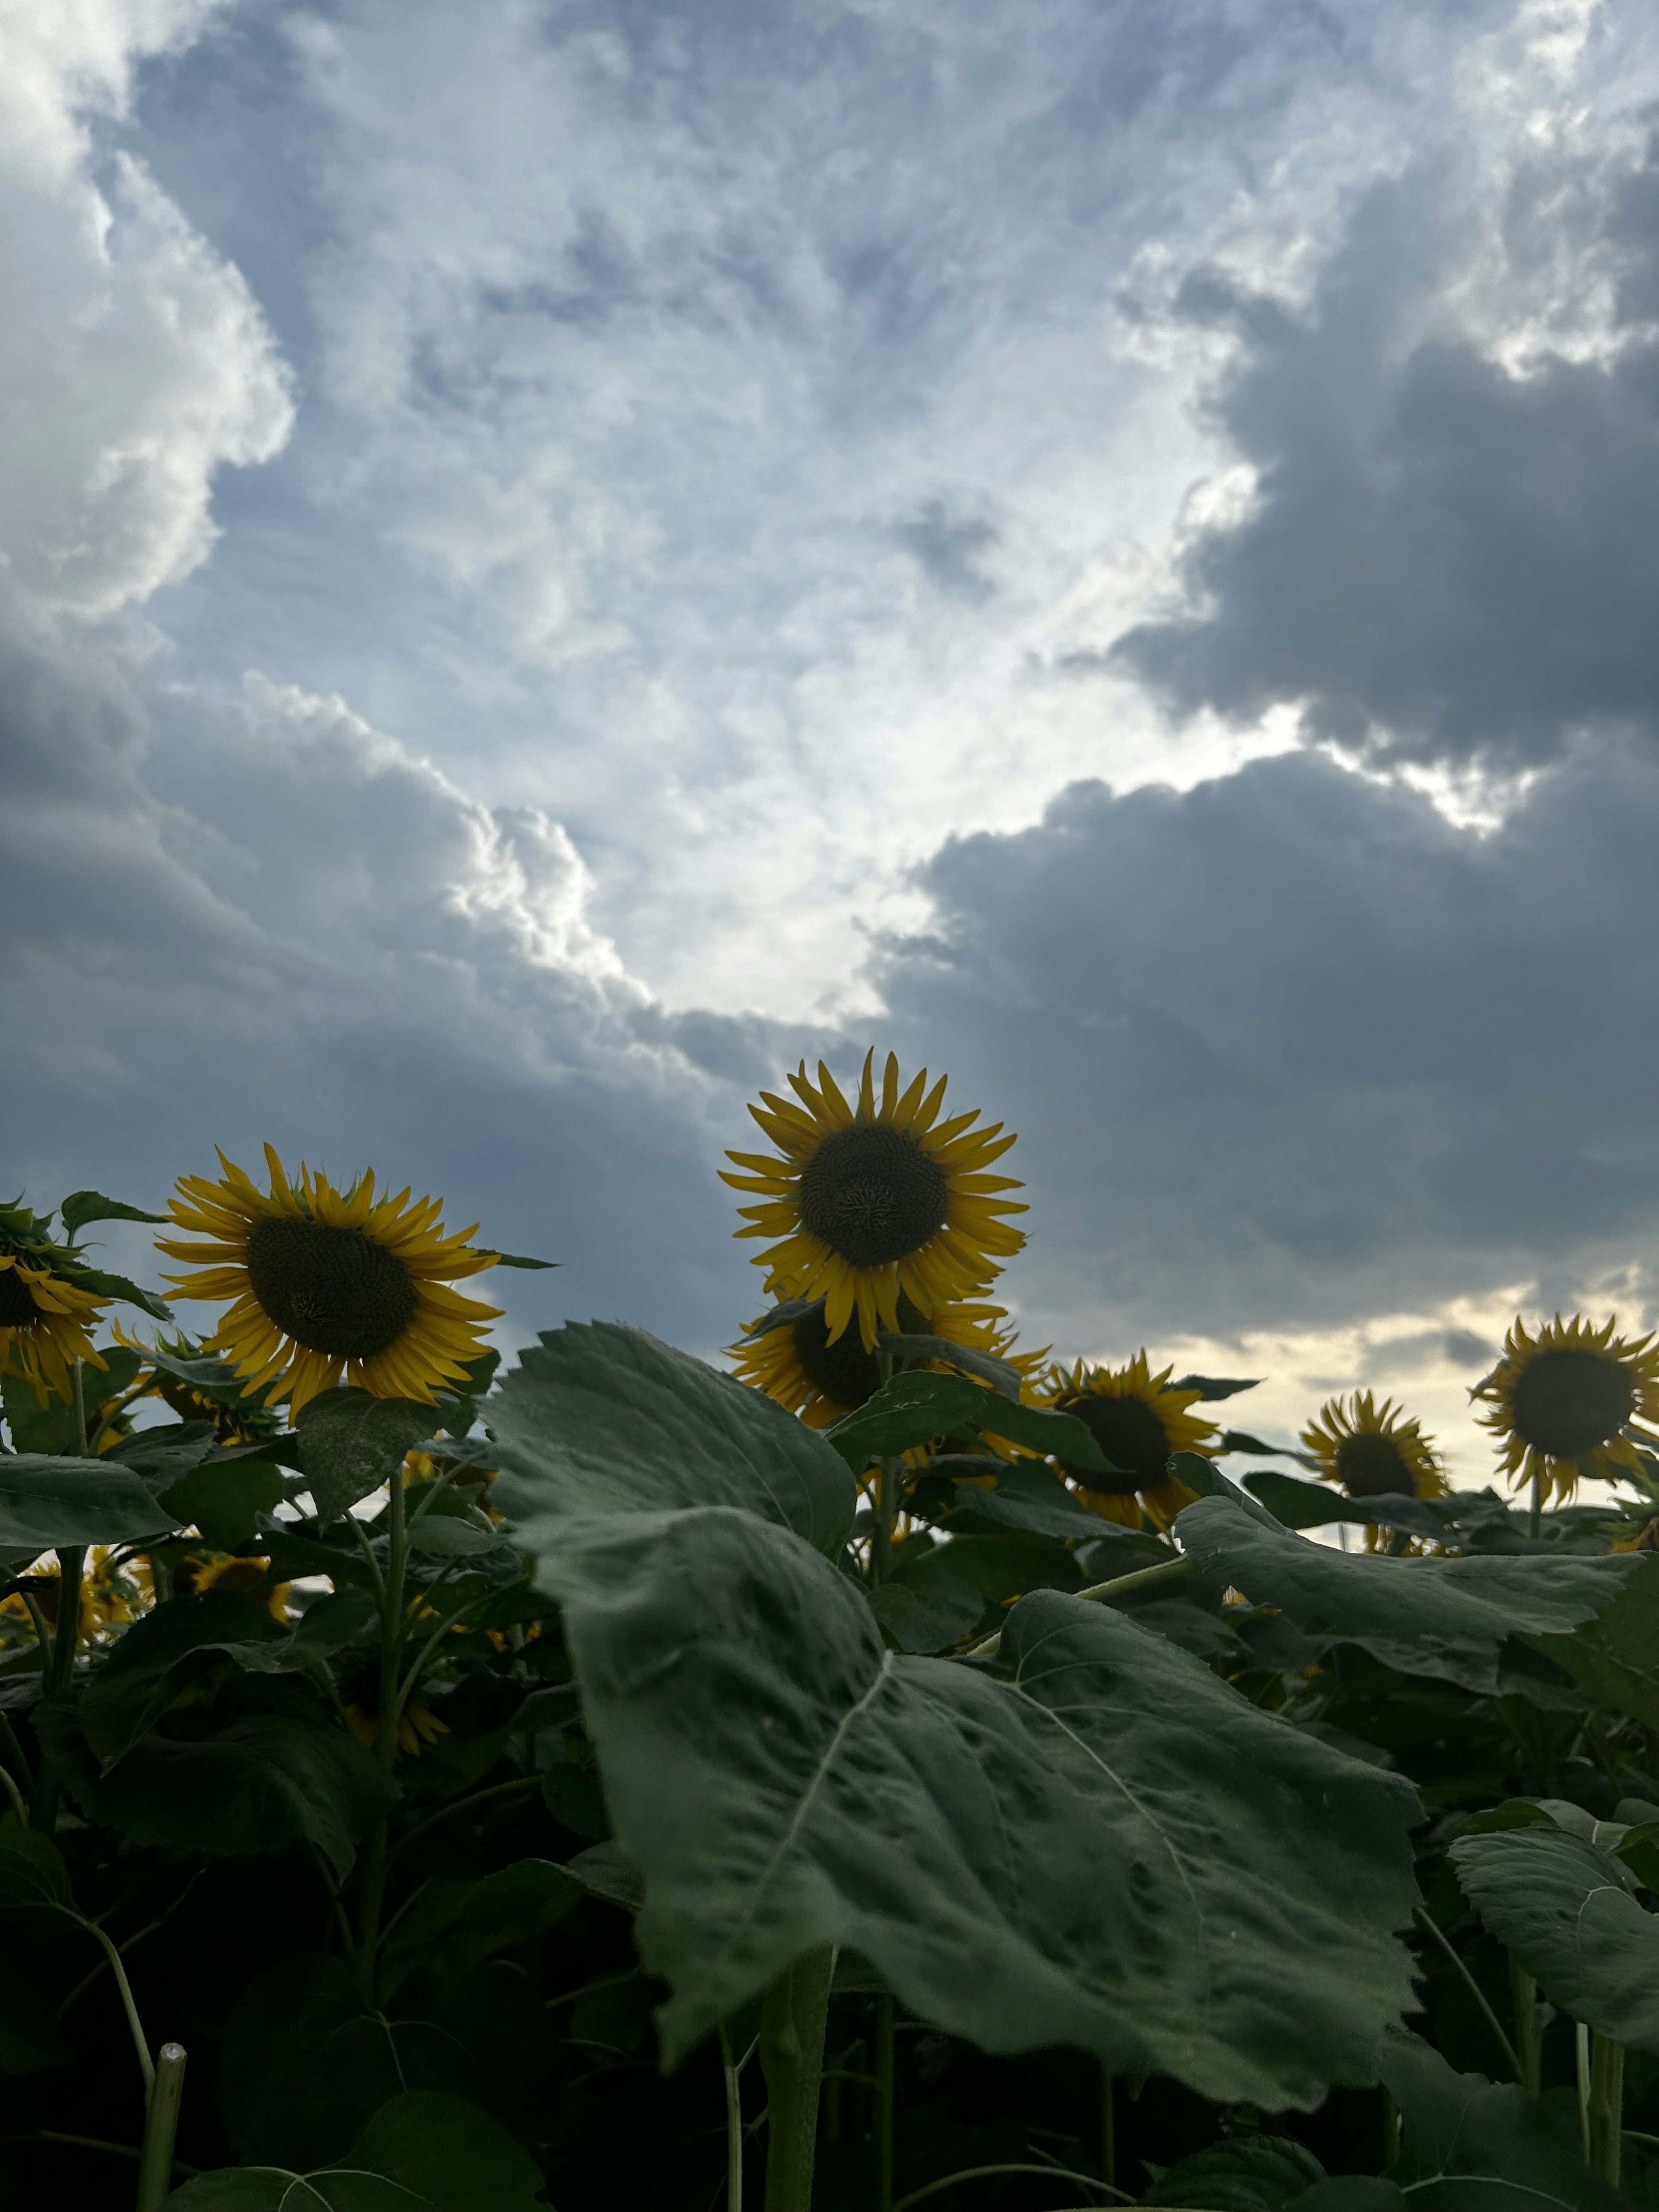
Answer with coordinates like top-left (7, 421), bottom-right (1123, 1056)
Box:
top-left (6, 1058), bottom-right (1659, 2212)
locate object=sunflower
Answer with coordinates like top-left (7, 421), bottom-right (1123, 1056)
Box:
top-left (173, 1554), bottom-right (291, 1621)
top-left (158, 1147), bottom-right (501, 1418)
top-left (1474, 1313), bottom-right (1659, 1506)
top-left (0, 1546), bottom-right (135, 1644)
top-left (340, 1661), bottom-right (451, 1760)
top-left (0, 1228), bottom-right (108, 1406)
top-left (721, 1052), bottom-right (1026, 1352)
top-left (1301, 1392), bottom-right (1447, 1551)
top-left (729, 1292), bottom-right (1038, 1429)
top-left (1039, 1353), bottom-right (1220, 1530)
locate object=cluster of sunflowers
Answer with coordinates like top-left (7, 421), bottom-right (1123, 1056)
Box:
top-left (720, 1052), bottom-right (1659, 1542)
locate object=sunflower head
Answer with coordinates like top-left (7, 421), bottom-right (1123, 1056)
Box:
top-left (174, 1554), bottom-right (290, 1621)
top-left (1474, 1313), bottom-right (1659, 1506)
top-left (1039, 1354), bottom-right (1218, 1529)
top-left (340, 1659), bottom-right (451, 1760)
top-left (1301, 1391), bottom-right (1447, 1548)
top-left (721, 1052), bottom-right (1026, 1353)
top-left (0, 1545), bottom-right (136, 1642)
top-left (0, 1198), bottom-right (111, 1406)
top-left (158, 1147), bottom-right (502, 1418)
top-left (730, 1290), bottom-right (1034, 1428)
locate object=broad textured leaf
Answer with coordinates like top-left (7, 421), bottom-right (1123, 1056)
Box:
top-left (1451, 1825), bottom-right (1659, 2049)
top-left (563, 1839), bottom-right (645, 1912)
top-left (826, 1369), bottom-right (1113, 1475)
top-left (1143, 2135), bottom-right (1327, 2210)
top-left (1175, 1494), bottom-right (1636, 1643)
top-left (297, 1388), bottom-right (436, 1523)
top-left (866, 1552), bottom-right (984, 1652)
top-left (531, 1504), bottom-right (1421, 2104)
top-left (1530, 1554), bottom-right (1659, 1727)
top-left (159, 1456), bottom-right (288, 1548)
top-left (110, 1421), bottom-right (219, 1486)
top-left (935, 1456), bottom-right (1107, 1539)
top-left (1379, 2033), bottom-right (1622, 2212)
top-left (0, 1825), bottom-right (72, 1909)
top-left (57, 1189), bottom-right (166, 1236)
top-left (79, 1589), bottom-right (288, 1764)
top-left (1243, 1471), bottom-right (1450, 1542)
top-left (874, 1331), bottom-right (1022, 1398)
top-left (84, 1713), bottom-right (397, 1877)
top-left (489, 1321), bottom-right (854, 1555)
top-left (0, 1454), bottom-right (181, 1550)
top-left (406, 1513), bottom-right (500, 1557)
top-left (165, 2089), bottom-right (547, 2210)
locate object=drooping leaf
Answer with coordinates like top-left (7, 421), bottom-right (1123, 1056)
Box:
top-left (64, 1265), bottom-right (172, 1323)
top-left (1242, 1471), bottom-right (1451, 1542)
top-left (874, 1331), bottom-right (1023, 1399)
top-left (480, 1250), bottom-right (558, 1270)
top-left (1451, 1824), bottom-right (1659, 2050)
top-left (78, 1589), bottom-right (288, 1764)
top-left (489, 1321), bottom-right (855, 1556)
top-left (1529, 1554), bottom-right (1659, 1728)
top-left (1171, 1375), bottom-right (1263, 1402)
top-left (0, 1454), bottom-right (181, 1551)
top-left (405, 1513), bottom-right (502, 1558)
top-left (1378, 2032), bottom-right (1623, 2212)
top-left (531, 1503), bottom-right (1422, 2105)
top-left (166, 2088), bottom-right (548, 2210)
top-left (0, 1825), bottom-right (72, 1910)
top-left (1142, 2135), bottom-right (1327, 2210)
top-left (57, 1190), bottom-right (167, 1237)
top-left (296, 1388), bottom-right (437, 1524)
top-left (109, 1421), bottom-right (218, 1487)
top-left (933, 1456), bottom-right (1108, 1540)
top-left (159, 1456), bottom-right (289, 1548)
top-left (1174, 1494), bottom-right (1637, 1644)
top-left (825, 1369), bottom-right (1114, 1475)
top-left (866, 1550), bottom-right (985, 1653)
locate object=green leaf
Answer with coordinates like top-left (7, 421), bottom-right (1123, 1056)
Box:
top-left (1174, 1494), bottom-right (1637, 1643)
top-left (297, 1388), bottom-right (436, 1524)
top-left (1242, 1471), bottom-right (1450, 1541)
top-left (110, 1421), bottom-right (219, 1486)
top-left (1172, 1374), bottom-right (1262, 1401)
top-left (378, 1858), bottom-right (580, 1997)
top-left (1142, 2135), bottom-right (1327, 2211)
top-left (937, 1456), bottom-right (1108, 1540)
top-left (866, 1551), bottom-right (985, 1652)
top-left (1529, 1553), bottom-right (1659, 1727)
top-left (57, 1190), bottom-right (166, 1237)
top-left (0, 1825), bottom-right (72, 1910)
top-left (0, 1453), bottom-right (181, 1551)
top-left (1379, 2032), bottom-right (1623, 2212)
top-left (1451, 1824), bottom-right (1659, 2049)
top-left (406, 1513), bottom-right (501, 1558)
top-left (480, 1250), bottom-right (557, 1270)
top-left (79, 1589), bottom-right (289, 1764)
top-left (132, 1340), bottom-right (266, 1406)
top-left (489, 1321), bottom-right (855, 1556)
top-left (159, 1456), bottom-right (288, 1548)
top-left (531, 1503), bottom-right (1421, 2105)
top-left (66, 1266), bottom-right (172, 1324)
top-left (874, 1331), bottom-right (1023, 1399)
top-left (165, 2089), bottom-right (548, 2210)
top-left (233, 1589), bottom-right (380, 1675)
top-left (825, 1369), bottom-right (1114, 1475)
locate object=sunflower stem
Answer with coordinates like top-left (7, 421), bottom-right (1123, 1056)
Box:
top-left (875, 1991), bottom-right (896, 2212)
top-left (1587, 2033), bottom-right (1624, 2188)
top-left (760, 1947), bottom-right (834, 2212)
top-left (963, 1554), bottom-right (1199, 1660)
top-left (1510, 1959), bottom-right (1542, 2096)
top-left (721, 2023), bottom-right (746, 2212)
top-left (1529, 1465), bottom-right (1545, 1541)
top-left (135, 2043), bottom-right (188, 2212)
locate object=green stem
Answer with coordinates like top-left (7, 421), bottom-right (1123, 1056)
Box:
top-left (1510, 1959), bottom-right (1541, 2097)
top-left (966, 1554), bottom-right (1198, 1660)
top-left (1529, 1464), bottom-right (1545, 1542)
top-left (0, 1763), bottom-right (26, 1822)
top-left (135, 2043), bottom-right (188, 2212)
top-left (1101, 2066), bottom-right (1115, 2192)
top-left (1576, 2022), bottom-right (1592, 2165)
top-left (760, 1948), bottom-right (835, 2212)
top-left (73, 1914), bottom-right (153, 2099)
top-left (721, 2024), bottom-right (746, 2212)
top-left (1586, 2033), bottom-right (1624, 2189)
top-left (0, 1707), bottom-right (33, 1788)
top-left (1412, 1909), bottom-right (1521, 2082)
top-left (876, 1991), bottom-right (895, 2212)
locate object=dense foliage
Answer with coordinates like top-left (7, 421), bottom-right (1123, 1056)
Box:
top-left (4, 1156), bottom-right (1659, 2212)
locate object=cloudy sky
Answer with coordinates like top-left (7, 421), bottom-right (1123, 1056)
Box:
top-left (6, 0), bottom-right (1659, 1475)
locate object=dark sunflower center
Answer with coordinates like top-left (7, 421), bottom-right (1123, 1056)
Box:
top-left (1335, 1432), bottom-right (1412, 1500)
top-left (791, 1293), bottom-right (931, 1410)
top-left (796, 1124), bottom-right (949, 1269)
top-left (0, 1248), bottom-right (41, 1329)
top-left (1056, 1392), bottom-right (1171, 1495)
top-left (1510, 1350), bottom-right (1634, 1460)
top-left (245, 1217), bottom-right (417, 1361)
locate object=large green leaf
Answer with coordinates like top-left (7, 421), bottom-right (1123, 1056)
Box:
top-left (78, 1589), bottom-right (288, 1764)
top-left (531, 1503), bottom-right (1421, 2105)
top-left (57, 1189), bottom-right (167, 1236)
top-left (0, 1454), bottom-right (181, 1551)
top-left (159, 1456), bottom-right (289, 1548)
top-left (1451, 1824), bottom-right (1659, 2050)
top-left (865, 1549), bottom-right (984, 1653)
top-left (489, 1322), bottom-right (855, 1555)
top-left (824, 1369), bottom-right (1114, 1475)
top-left (874, 1330), bottom-right (1022, 1398)
top-left (1530, 1554), bottom-right (1659, 1727)
top-left (0, 1826), bottom-right (72, 1910)
top-left (934, 1456), bottom-right (1108, 1540)
top-left (377, 1859), bottom-right (581, 1998)
top-left (163, 2090), bottom-right (548, 2210)
top-left (1378, 2033), bottom-right (1623, 2212)
top-left (1142, 2136), bottom-right (1327, 2211)
top-left (296, 1388), bottom-right (437, 1524)
top-left (109, 1421), bottom-right (219, 1486)
top-left (1242, 1471), bottom-right (1451, 1541)
top-left (1174, 1495), bottom-right (1636, 1643)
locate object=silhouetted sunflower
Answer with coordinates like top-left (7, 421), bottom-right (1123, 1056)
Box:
top-left (1302, 1391), bottom-right (1447, 1551)
top-left (721, 1052), bottom-right (1025, 1351)
top-left (159, 1147), bottom-right (500, 1417)
top-left (730, 1293), bottom-right (1038, 1429)
top-left (1040, 1353), bottom-right (1219, 1529)
top-left (1474, 1313), bottom-right (1659, 1505)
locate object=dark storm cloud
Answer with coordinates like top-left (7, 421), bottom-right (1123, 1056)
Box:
top-left (874, 737), bottom-right (1659, 1347)
top-left (1113, 131), bottom-right (1659, 770)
